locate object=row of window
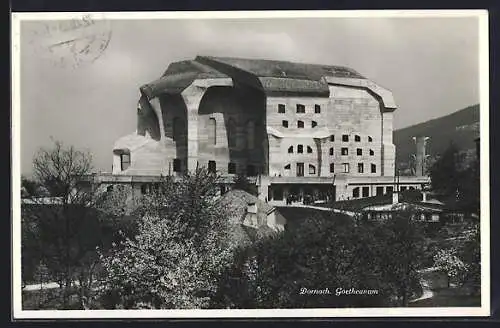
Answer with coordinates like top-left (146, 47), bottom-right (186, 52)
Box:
top-left (327, 135), bottom-right (373, 142)
top-left (283, 162), bottom-right (377, 175)
top-left (286, 145), bottom-right (375, 156)
top-left (352, 185), bottom-right (416, 199)
top-left (282, 120), bottom-right (317, 128)
top-left (278, 103), bottom-right (321, 114)
top-left (328, 163), bottom-right (377, 174)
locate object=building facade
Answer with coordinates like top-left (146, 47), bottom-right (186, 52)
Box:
top-left (107, 56), bottom-right (429, 202)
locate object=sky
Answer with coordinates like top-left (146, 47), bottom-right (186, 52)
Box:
top-left (18, 14), bottom-right (481, 176)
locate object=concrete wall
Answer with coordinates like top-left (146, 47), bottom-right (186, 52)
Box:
top-left (327, 85), bottom-right (384, 177)
top-left (196, 86), bottom-right (267, 175)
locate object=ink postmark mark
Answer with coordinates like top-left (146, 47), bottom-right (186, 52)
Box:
top-left (29, 14), bottom-right (112, 68)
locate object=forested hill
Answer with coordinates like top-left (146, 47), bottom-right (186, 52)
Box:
top-left (394, 104), bottom-right (479, 162)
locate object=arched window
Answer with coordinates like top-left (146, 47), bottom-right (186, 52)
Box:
top-left (307, 146), bottom-right (313, 153)
top-left (355, 135), bottom-right (361, 142)
top-left (247, 120), bottom-right (255, 149)
top-left (368, 136), bottom-right (373, 142)
top-left (329, 163), bottom-right (335, 173)
top-left (227, 119), bottom-right (236, 148)
top-left (369, 149), bottom-right (374, 156)
top-left (208, 118), bottom-right (216, 145)
top-left (329, 147), bottom-right (334, 156)
top-left (288, 146), bottom-right (293, 153)
top-left (309, 164), bottom-right (316, 175)
top-left (297, 120), bottom-right (304, 128)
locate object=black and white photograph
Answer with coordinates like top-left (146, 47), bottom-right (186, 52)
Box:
top-left (11, 10), bottom-right (490, 318)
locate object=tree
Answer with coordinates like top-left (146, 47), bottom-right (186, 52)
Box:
top-left (97, 168), bottom-right (236, 309)
top-left (21, 175), bottom-right (39, 198)
top-left (433, 248), bottom-right (469, 288)
top-left (214, 208), bottom-right (426, 308)
top-left (22, 140), bottom-right (120, 309)
top-left (430, 142), bottom-right (460, 196)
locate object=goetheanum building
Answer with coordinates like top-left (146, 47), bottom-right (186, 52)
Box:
top-left (104, 56), bottom-right (429, 203)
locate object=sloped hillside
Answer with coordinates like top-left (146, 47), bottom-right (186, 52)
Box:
top-left (394, 104), bottom-right (479, 162)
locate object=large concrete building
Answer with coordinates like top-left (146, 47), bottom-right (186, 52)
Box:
top-left (103, 56), bottom-right (429, 203)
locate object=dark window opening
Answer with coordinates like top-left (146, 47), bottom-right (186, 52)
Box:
top-left (386, 186), bottom-right (394, 194)
top-left (401, 186), bottom-right (407, 191)
top-left (329, 147), bottom-right (334, 156)
top-left (309, 164), bottom-right (316, 175)
top-left (370, 149), bottom-right (374, 156)
top-left (330, 135), bottom-right (335, 142)
top-left (341, 147), bottom-right (348, 156)
top-left (314, 104), bottom-right (321, 113)
top-left (330, 163), bottom-right (335, 173)
top-left (368, 136), bottom-right (373, 142)
top-left (358, 163), bottom-right (364, 173)
top-left (353, 187), bottom-right (360, 198)
top-left (355, 135), bottom-right (361, 142)
top-left (307, 146), bottom-right (313, 153)
top-left (173, 158), bottom-right (181, 172)
top-left (342, 135), bottom-right (349, 142)
top-left (362, 186), bottom-right (369, 197)
top-left (297, 145), bottom-right (303, 153)
top-left (376, 186), bottom-right (384, 195)
top-left (282, 120), bottom-right (288, 128)
top-left (371, 164), bottom-right (376, 173)
top-left (296, 163), bottom-right (305, 177)
top-left (297, 120), bottom-right (304, 128)
top-left (278, 104), bottom-right (286, 113)
top-left (228, 162), bottom-right (236, 174)
top-left (312, 121), bottom-right (318, 128)
top-left (141, 184), bottom-right (149, 195)
top-left (284, 164), bottom-right (291, 170)
top-left (120, 153), bottom-right (131, 171)
top-left (357, 148), bottom-right (362, 156)
top-left (296, 104), bottom-right (305, 113)
top-left (106, 185), bottom-right (114, 192)
top-left (208, 160), bottom-right (216, 173)
top-left (288, 146), bottom-right (293, 153)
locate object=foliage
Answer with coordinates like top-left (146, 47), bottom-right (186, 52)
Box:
top-left (457, 224), bottom-right (480, 294)
top-left (433, 248), bottom-right (469, 288)
top-left (214, 208), bottom-right (427, 308)
top-left (21, 140), bottom-right (126, 309)
top-left (430, 142), bottom-right (460, 196)
top-left (97, 168), bottom-right (236, 309)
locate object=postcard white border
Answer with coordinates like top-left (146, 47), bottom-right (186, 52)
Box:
top-left (11, 9), bottom-right (490, 319)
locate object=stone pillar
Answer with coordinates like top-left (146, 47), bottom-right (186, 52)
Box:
top-left (181, 85), bottom-right (205, 173)
top-left (149, 97), bottom-right (166, 139)
top-left (381, 112), bottom-right (395, 177)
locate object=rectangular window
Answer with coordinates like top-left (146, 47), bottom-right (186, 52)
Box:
top-left (329, 147), bottom-right (334, 156)
top-left (120, 153), bottom-right (131, 171)
top-left (355, 135), bottom-right (361, 142)
top-left (362, 186), bottom-right (370, 197)
top-left (297, 145), bottom-right (303, 153)
top-left (297, 121), bottom-right (304, 128)
top-left (296, 163), bottom-right (305, 177)
top-left (342, 163), bottom-right (350, 173)
top-left (228, 162), bottom-right (236, 174)
top-left (282, 120), bottom-right (288, 128)
top-left (278, 104), bottom-right (286, 113)
top-left (307, 146), bottom-right (313, 153)
top-left (342, 135), bottom-right (349, 142)
top-left (401, 186), bottom-right (407, 191)
top-left (330, 135), bottom-right (335, 142)
top-left (314, 104), bottom-right (321, 113)
top-left (330, 163), bottom-right (335, 173)
top-left (357, 148), bottom-right (362, 156)
top-left (371, 164), bottom-right (376, 173)
top-left (358, 163), bottom-right (364, 173)
top-left (341, 147), bottom-right (348, 156)
top-left (386, 186), bottom-right (394, 194)
top-left (208, 160), bottom-right (216, 173)
top-left (173, 158), bottom-right (181, 172)
top-left (353, 187), bottom-right (360, 198)
top-left (296, 104), bottom-right (305, 113)
top-left (376, 186), bottom-right (384, 195)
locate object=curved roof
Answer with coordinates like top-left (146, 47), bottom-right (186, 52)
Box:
top-left (140, 56), bottom-right (395, 111)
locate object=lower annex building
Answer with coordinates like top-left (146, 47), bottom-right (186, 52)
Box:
top-left (95, 56), bottom-right (429, 203)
